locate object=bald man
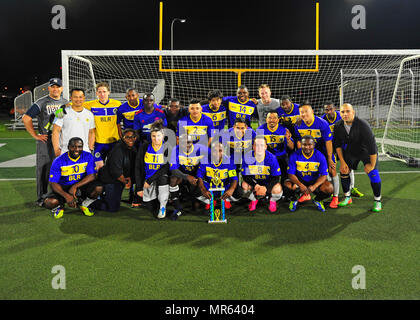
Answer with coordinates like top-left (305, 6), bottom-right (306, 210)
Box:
top-left (333, 103), bottom-right (382, 212)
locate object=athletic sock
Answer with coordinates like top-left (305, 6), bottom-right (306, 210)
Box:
top-left (341, 174), bottom-right (351, 197)
top-left (350, 170), bottom-right (355, 189)
top-left (158, 185), bottom-right (169, 210)
top-left (248, 192), bottom-right (257, 201)
top-left (169, 185), bottom-right (182, 211)
top-left (371, 182), bottom-right (382, 200)
top-left (332, 175), bottom-right (340, 197)
top-left (270, 191), bottom-right (283, 202)
top-left (81, 197), bottom-right (96, 208)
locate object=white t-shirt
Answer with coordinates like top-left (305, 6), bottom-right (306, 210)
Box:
top-left (53, 106), bottom-right (95, 154)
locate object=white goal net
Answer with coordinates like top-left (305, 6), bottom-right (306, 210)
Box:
top-left (62, 50), bottom-right (420, 165)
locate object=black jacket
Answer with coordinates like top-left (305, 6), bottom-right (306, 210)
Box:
top-left (333, 117), bottom-right (377, 156)
top-left (98, 141), bottom-right (137, 184)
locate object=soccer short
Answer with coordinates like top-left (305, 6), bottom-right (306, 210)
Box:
top-left (344, 152), bottom-right (379, 171)
top-left (93, 142), bottom-right (117, 163)
top-left (143, 182), bottom-right (169, 202)
top-left (198, 181), bottom-right (243, 202)
top-left (276, 155), bottom-right (288, 182)
top-left (45, 180), bottom-right (103, 206)
top-left (175, 178), bottom-right (202, 198)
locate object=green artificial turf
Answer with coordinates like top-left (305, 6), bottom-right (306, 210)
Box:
top-left (0, 172), bottom-right (419, 300)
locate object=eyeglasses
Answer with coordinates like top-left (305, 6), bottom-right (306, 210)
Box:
top-left (123, 135), bottom-right (136, 140)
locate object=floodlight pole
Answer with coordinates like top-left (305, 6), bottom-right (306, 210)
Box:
top-left (171, 18), bottom-right (186, 99)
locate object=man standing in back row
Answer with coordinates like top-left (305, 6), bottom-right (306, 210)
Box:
top-left (334, 103), bottom-right (382, 212)
top-left (22, 78), bottom-right (68, 206)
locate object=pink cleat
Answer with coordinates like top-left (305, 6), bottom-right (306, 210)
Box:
top-left (224, 200), bottom-right (232, 209)
top-left (269, 201), bottom-right (277, 213)
top-left (248, 200), bottom-right (258, 211)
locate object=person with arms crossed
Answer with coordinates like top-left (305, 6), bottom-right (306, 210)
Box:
top-left (52, 88), bottom-right (95, 157)
top-left (334, 103), bottom-right (382, 212)
top-left (22, 78), bottom-right (68, 206)
top-left (322, 102), bottom-right (364, 198)
top-left (117, 88), bottom-right (143, 130)
top-left (135, 123), bottom-right (170, 219)
top-left (133, 93), bottom-right (167, 144)
top-left (276, 95), bottom-right (301, 128)
top-left (258, 110), bottom-right (294, 184)
top-left (241, 136), bottom-right (283, 213)
top-left (253, 84), bottom-right (280, 127)
top-left (177, 98), bottom-right (214, 147)
top-left (223, 85), bottom-right (258, 128)
top-left (284, 135), bottom-right (333, 212)
top-left (295, 102), bottom-right (339, 208)
top-left (43, 137), bottom-right (103, 219)
top-left (201, 89), bottom-right (227, 132)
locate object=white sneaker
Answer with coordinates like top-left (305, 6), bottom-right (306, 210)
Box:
top-left (157, 207), bottom-right (166, 219)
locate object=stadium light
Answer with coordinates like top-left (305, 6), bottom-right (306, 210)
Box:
top-left (171, 18), bottom-right (187, 98)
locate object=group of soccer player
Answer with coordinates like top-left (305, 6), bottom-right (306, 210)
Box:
top-left (25, 78), bottom-right (383, 221)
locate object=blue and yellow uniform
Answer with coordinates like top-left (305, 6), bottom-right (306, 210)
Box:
top-left (144, 142), bottom-right (167, 180)
top-left (197, 155), bottom-right (238, 191)
top-left (257, 123), bottom-right (291, 158)
top-left (49, 151), bottom-right (96, 186)
top-left (287, 149), bottom-right (328, 185)
top-left (322, 110), bottom-right (342, 134)
top-left (117, 99), bottom-right (142, 129)
top-left (222, 127), bottom-right (256, 165)
top-left (223, 96), bottom-right (257, 128)
top-left (294, 116), bottom-right (333, 157)
top-left (276, 103), bottom-right (300, 125)
top-left (242, 150), bottom-right (281, 186)
top-left (177, 114), bottom-right (214, 145)
top-left (201, 103), bottom-right (227, 131)
top-left (133, 107), bottom-right (167, 142)
top-left (84, 99), bottom-right (121, 162)
top-left (170, 144), bottom-right (206, 176)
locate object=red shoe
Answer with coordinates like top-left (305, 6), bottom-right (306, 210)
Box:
top-left (224, 200), bottom-right (232, 209)
top-left (329, 196), bottom-right (339, 209)
top-left (248, 200), bottom-right (258, 211)
top-left (205, 203), bottom-right (211, 210)
top-left (298, 194), bottom-right (311, 203)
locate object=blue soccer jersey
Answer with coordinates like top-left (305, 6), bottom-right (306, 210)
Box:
top-left (276, 103), bottom-right (300, 125)
top-left (201, 103), bottom-right (227, 132)
top-left (117, 100), bottom-right (142, 129)
top-left (144, 142), bottom-right (167, 180)
top-left (170, 143), bottom-right (207, 175)
top-left (257, 123), bottom-right (291, 158)
top-left (133, 107), bottom-right (167, 142)
top-left (287, 149), bottom-right (328, 184)
top-left (242, 150), bottom-right (281, 186)
top-left (197, 155), bottom-right (238, 191)
top-left (176, 113), bottom-right (214, 145)
top-left (49, 151), bottom-right (96, 186)
top-left (222, 127), bottom-right (256, 164)
top-left (294, 116), bottom-right (333, 154)
top-left (223, 96), bottom-right (257, 128)
top-left (322, 110), bottom-right (342, 134)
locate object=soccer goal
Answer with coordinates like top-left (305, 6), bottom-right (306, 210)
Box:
top-left (62, 49), bottom-right (420, 164)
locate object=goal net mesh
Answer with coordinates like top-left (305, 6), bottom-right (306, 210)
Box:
top-left (63, 50), bottom-right (420, 164)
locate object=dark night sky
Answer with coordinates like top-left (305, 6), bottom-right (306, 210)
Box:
top-left (1, 0), bottom-right (420, 93)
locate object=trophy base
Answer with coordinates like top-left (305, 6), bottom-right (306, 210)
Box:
top-left (208, 219), bottom-right (227, 224)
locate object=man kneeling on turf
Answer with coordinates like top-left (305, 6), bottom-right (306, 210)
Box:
top-left (169, 133), bottom-right (206, 220)
top-left (241, 135), bottom-right (283, 213)
top-left (43, 137), bottom-right (103, 219)
top-left (196, 141), bottom-right (241, 211)
top-left (284, 135), bottom-right (333, 212)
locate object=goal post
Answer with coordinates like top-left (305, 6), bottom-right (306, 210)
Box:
top-left (61, 49), bottom-right (420, 164)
